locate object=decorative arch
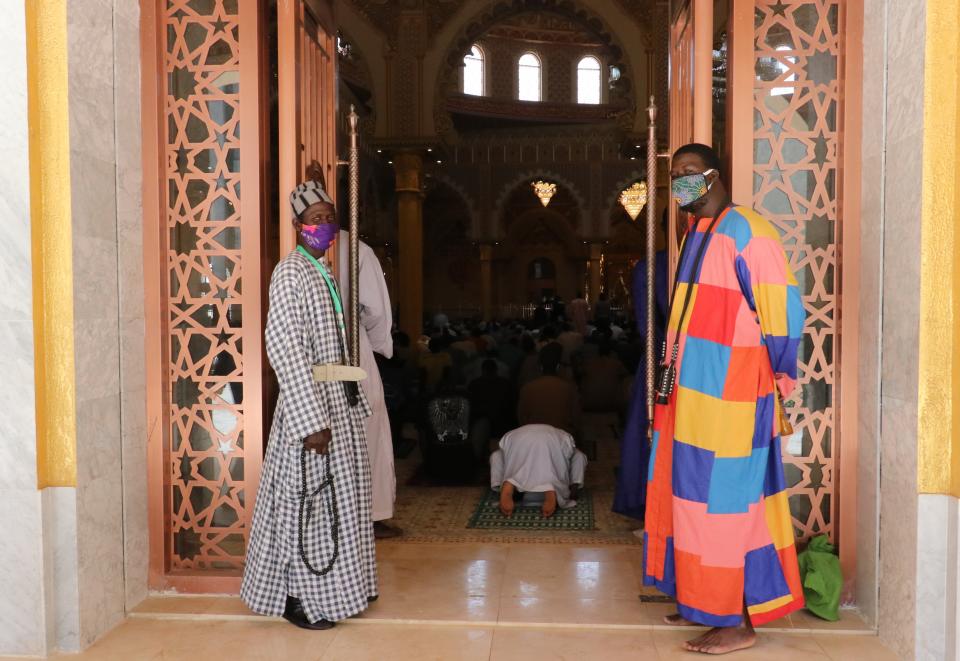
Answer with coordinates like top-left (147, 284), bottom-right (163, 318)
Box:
top-left (429, 172), bottom-right (481, 238)
top-left (504, 206), bottom-right (584, 257)
top-left (432, 0), bottom-right (642, 143)
top-left (492, 168), bottom-right (588, 238)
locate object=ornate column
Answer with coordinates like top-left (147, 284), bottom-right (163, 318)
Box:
top-left (394, 151), bottom-right (424, 338)
top-left (588, 242), bottom-right (604, 302)
top-left (480, 243), bottom-right (493, 321)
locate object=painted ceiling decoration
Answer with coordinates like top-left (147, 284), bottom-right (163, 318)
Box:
top-left (344, 0), bottom-right (657, 46)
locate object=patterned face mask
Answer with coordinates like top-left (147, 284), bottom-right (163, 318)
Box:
top-left (300, 222), bottom-right (339, 252)
top-left (671, 168), bottom-right (716, 209)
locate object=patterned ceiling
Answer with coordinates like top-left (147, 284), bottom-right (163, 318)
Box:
top-left (344, 0), bottom-right (660, 43)
top-left (344, 0), bottom-right (464, 43)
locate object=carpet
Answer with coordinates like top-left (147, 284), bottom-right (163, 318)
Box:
top-left (467, 489), bottom-right (595, 531)
top-left (388, 413), bottom-right (643, 545)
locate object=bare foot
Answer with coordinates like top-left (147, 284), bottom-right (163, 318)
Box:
top-left (663, 613), bottom-right (697, 626)
top-left (499, 482), bottom-right (515, 517)
top-left (542, 490), bottom-right (558, 517)
top-left (682, 626), bottom-right (756, 655)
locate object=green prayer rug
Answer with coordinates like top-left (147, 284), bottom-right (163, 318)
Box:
top-left (467, 489), bottom-right (596, 531)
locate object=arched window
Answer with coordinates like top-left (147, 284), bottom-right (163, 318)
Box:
top-left (463, 44), bottom-right (484, 96)
top-left (518, 52), bottom-right (542, 102)
top-left (577, 56), bottom-right (601, 104)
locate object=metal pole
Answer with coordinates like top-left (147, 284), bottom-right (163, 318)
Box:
top-left (645, 96), bottom-right (658, 438)
top-left (347, 105), bottom-right (361, 367)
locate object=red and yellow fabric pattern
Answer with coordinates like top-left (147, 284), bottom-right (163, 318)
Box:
top-left (643, 205), bottom-right (806, 627)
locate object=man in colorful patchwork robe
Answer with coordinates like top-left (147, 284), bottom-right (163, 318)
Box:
top-left (241, 180), bottom-right (378, 630)
top-left (643, 143), bottom-right (805, 654)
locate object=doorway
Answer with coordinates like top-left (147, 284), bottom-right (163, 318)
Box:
top-left (142, 0), bottom-right (860, 596)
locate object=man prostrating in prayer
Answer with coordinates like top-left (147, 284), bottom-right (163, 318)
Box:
top-left (241, 179), bottom-right (378, 630)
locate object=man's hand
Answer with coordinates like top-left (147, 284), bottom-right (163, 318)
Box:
top-left (304, 429), bottom-right (332, 454)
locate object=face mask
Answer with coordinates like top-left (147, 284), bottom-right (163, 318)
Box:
top-left (300, 222), bottom-right (339, 252)
top-left (671, 169), bottom-right (716, 209)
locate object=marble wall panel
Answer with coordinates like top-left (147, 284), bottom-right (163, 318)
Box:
top-left (72, 235), bottom-right (120, 323)
top-left (879, 134), bottom-right (923, 403)
top-left (76, 472), bottom-right (125, 648)
top-left (0, 179), bottom-right (34, 322)
top-left (915, 494), bottom-right (958, 661)
top-left (64, 0), bottom-right (133, 648)
top-left (120, 386), bottom-right (148, 609)
top-left (66, 0), bottom-right (116, 166)
top-left (0, 5), bottom-right (49, 656)
top-left (878, 394), bottom-right (919, 659)
top-left (0, 319), bottom-right (41, 491)
top-left (69, 154), bottom-right (120, 243)
top-left (111, 0), bottom-right (148, 611)
top-left (0, 490), bottom-right (46, 656)
top-left (42, 487), bottom-right (80, 652)
top-left (882, 1), bottom-right (926, 144)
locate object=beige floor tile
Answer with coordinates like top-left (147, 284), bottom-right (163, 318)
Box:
top-left (321, 623), bottom-right (494, 661)
top-left (131, 595), bottom-right (219, 615)
top-left (490, 628), bottom-right (658, 661)
top-left (361, 593), bottom-right (499, 622)
top-left (377, 557), bottom-right (506, 599)
top-left (653, 629), bottom-right (828, 660)
top-left (498, 595), bottom-right (648, 626)
top-left (501, 559), bottom-right (641, 600)
top-left (376, 541), bottom-right (511, 562)
top-left (505, 544), bottom-right (639, 565)
top-left (132, 595), bottom-right (255, 617)
top-left (635, 602), bottom-right (796, 630)
top-left (204, 596), bottom-right (257, 616)
top-left (812, 633), bottom-right (900, 660)
top-left (791, 607), bottom-right (871, 631)
top-left (73, 618), bottom-right (331, 661)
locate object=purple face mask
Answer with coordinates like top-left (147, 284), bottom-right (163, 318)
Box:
top-left (300, 222), bottom-right (339, 252)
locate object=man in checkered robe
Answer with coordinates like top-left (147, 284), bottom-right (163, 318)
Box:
top-left (241, 180), bottom-right (378, 630)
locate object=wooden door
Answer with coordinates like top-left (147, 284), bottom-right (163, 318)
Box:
top-left (277, 0), bottom-right (338, 258)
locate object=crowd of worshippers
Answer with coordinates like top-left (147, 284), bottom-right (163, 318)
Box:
top-left (375, 301), bottom-right (641, 517)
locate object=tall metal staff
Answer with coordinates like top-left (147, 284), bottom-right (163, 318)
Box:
top-left (644, 96), bottom-right (658, 437)
top-left (346, 105), bottom-right (361, 367)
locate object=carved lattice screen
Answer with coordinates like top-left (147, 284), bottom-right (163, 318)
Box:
top-left (164, 0), bottom-right (249, 571)
top-left (753, 0), bottom-right (844, 542)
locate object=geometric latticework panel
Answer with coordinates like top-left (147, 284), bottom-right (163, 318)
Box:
top-left (164, 0), bottom-right (246, 571)
top-left (753, 0), bottom-right (843, 543)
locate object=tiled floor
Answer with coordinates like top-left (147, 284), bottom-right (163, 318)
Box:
top-left (27, 542), bottom-right (898, 660)
top-left (24, 618), bottom-right (900, 661)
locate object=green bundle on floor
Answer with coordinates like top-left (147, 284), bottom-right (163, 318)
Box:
top-left (798, 535), bottom-right (842, 621)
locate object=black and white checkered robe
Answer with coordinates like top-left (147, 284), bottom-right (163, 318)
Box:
top-left (241, 249), bottom-right (377, 623)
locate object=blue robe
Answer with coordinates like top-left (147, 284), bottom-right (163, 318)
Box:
top-left (612, 251), bottom-right (668, 521)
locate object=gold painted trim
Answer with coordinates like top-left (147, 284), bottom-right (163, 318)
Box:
top-left (26, 0), bottom-right (77, 488)
top-left (917, 0), bottom-right (960, 495)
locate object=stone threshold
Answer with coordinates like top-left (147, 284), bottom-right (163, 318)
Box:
top-left (130, 595), bottom-right (877, 636)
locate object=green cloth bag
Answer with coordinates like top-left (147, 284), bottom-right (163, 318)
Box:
top-left (797, 535), bottom-right (842, 621)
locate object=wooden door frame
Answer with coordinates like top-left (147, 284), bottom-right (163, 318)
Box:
top-left (142, 0), bottom-right (266, 593)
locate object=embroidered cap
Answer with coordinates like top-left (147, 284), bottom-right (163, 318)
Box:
top-left (289, 180), bottom-right (333, 218)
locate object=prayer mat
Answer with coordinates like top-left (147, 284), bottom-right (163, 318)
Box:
top-left (467, 489), bottom-right (595, 531)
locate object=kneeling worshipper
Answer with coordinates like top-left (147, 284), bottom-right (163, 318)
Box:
top-left (241, 180), bottom-right (378, 631)
top-left (490, 424), bottom-right (588, 518)
top-left (644, 144), bottom-right (806, 654)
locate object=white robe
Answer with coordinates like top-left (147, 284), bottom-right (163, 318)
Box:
top-left (337, 232), bottom-right (396, 521)
top-left (490, 424), bottom-right (588, 509)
